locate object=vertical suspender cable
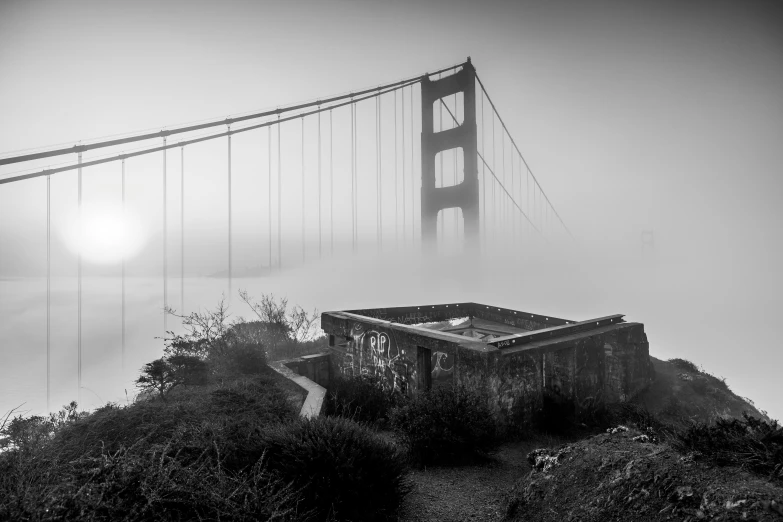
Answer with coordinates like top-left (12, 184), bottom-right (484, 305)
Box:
top-left (163, 137), bottom-right (168, 335)
top-left (77, 149), bottom-right (82, 406)
top-left (315, 111), bottom-right (321, 259)
top-left (481, 90), bottom-right (485, 248)
top-left (410, 84), bottom-right (414, 246)
top-left (329, 109), bottom-right (333, 256)
top-left (268, 127), bottom-right (272, 270)
top-left (180, 148), bottom-right (184, 313)
top-left (46, 174), bottom-right (50, 412)
top-left (439, 82), bottom-right (443, 243)
top-left (355, 102), bottom-right (358, 250)
top-left (401, 87), bottom-right (406, 247)
top-left (454, 94), bottom-right (458, 239)
top-left (277, 115), bottom-right (282, 270)
top-left (376, 94), bottom-right (381, 252)
top-left (121, 159), bottom-right (125, 372)
top-left (394, 90), bottom-right (398, 249)
top-left (350, 100), bottom-right (356, 253)
top-left (227, 128), bottom-right (232, 294)
top-left (511, 140), bottom-right (515, 245)
top-left (491, 110), bottom-right (495, 247)
top-left (301, 117), bottom-right (305, 263)
top-left (502, 131), bottom-right (506, 244)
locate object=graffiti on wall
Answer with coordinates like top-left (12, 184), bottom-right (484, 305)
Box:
top-left (432, 351), bottom-right (454, 381)
top-left (339, 323), bottom-right (415, 394)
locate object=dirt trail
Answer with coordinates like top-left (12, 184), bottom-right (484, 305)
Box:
top-left (397, 441), bottom-right (534, 522)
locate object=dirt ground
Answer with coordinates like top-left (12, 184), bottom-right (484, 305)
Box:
top-left (397, 437), bottom-right (565, 522)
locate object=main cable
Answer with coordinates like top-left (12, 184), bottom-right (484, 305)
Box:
top-left (440, 98), bottom-right (539, 234)
top-left (1, 62), bottom-right (464, 167)
top-left (0, 78), bottom-right (420, 186)
top-left (475, 73), bottom-right (572, 238)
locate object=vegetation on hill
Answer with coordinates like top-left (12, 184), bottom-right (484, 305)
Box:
top-left (0, 294), bottom-right (398, 522)
top-left (2, 295), bottom-right (780, 521)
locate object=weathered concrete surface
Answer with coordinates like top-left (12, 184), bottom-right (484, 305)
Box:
top-left (270, 358), bottom-right (327, 419)
top-left (321, 303), bottom-right (655, 427)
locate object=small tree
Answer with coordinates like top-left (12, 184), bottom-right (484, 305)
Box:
top-left (238, 290), bottom-right (321, 347)
top-left (136, 359), bottom-right (179, 400)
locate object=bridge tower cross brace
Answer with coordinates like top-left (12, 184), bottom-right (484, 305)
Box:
top-left (420, 58), bottom-right (479, 251)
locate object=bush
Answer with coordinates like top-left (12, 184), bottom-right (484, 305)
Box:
top-left (0, 427), bottom-right (302, 521)
top-left (258, 416), bottom-right (409, 521)
top-left (674, 413), bottom-right (783, 482)
top-left (389, 385), bottom-right (501, 467)
top-left (324, 375), bottom-right (397, 425)
top-left (668, 358), bottom-right (700, 373)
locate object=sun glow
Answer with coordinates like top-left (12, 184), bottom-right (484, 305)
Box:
top-left (60, 203), bottom-right (147, 265)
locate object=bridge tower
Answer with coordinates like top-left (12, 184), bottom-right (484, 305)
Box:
top-left (420, 58), bottom-right (479, 252)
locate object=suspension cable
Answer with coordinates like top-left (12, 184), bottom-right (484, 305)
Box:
top-left (454, 93), bottom-right (458, 239)
top-left (351, 100), bottom-right (356, 253)
top-left (377, 93), bottom-right (383, 252)
top-left (475, 73), bottom-right (572, 238)
top-left (0, 62), bottom-right (464, 167)
top-left (121, 158), bottom-right (126, 372)
top-left (491, 104), bottom-right (495, 246)
top-left (163, 137), bottom-right (168, 333)
top-left (277, 115), bottom-right (282, 270)
top-left (440, 98), bottom-right (539, 234)
top-left (401, 87), bottom-right (406, 247)
top-left (77, 149), bottom-right (82, 406)
top-left (268, 127), bottom-right (272, 270)
top-left (511, 139), bottom-right (515, 244)
top-left (46, 172), bottom-right (50, 412)
top-left (180, 147), bottom-right (184, 313)
top-left (329, 109), bottom-right (333, 256)
top-left (318, 106), bottom-right (322, 259)
top-left (481, 88), bottom-right (486, 248)
top-left (0, 78), bottom-right (420, 186)
top-left (301, 117), bottom-right (305, 263)
top-left (227, 127), bottom-right (232, 294)
top-left (410, 84), bottom-right (414, 246)
top-left (394, 90), bottom-right (398, 249)
top-left (439, 75), bottom-right (444, 243)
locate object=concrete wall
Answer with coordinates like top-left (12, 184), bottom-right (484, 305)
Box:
top-left (320, 311), bottom-right (654, 427)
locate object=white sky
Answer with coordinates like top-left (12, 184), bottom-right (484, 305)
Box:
top-left (1, 0), bottom-right (782, 419)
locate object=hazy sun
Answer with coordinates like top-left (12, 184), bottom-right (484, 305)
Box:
top-left (60, 203), bottom-right (147, 265)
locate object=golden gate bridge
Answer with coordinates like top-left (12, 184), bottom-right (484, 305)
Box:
top-left (0, 58), bottom-right (571, 412)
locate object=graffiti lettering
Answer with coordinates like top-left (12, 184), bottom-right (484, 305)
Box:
top-left (431, 351), bottom-right (454, 381)
top-left (338, 323), bottom-right (416, 395)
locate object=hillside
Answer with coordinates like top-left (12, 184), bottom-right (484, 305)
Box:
top-left (503, 426), bottom-right (783, 522)
top-left (635, 356), bottom-right (771, 428)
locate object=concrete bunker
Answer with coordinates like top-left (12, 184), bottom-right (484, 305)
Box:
top-left (320, 303), bottom-right (655, 425)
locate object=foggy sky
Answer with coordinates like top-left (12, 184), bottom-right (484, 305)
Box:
top-left (1, 0), bottom-right (782, 419)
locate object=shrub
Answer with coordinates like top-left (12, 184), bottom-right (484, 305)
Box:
top-left (674, 413), bottom-right (783, 482)
top-left (258, 416), bottom-right (409, 521)
top-left (389, 385), bottom-right (501, 467)
top-left (668, 358), bottom-right (700, 373)
top-left (324, 375), bottom-right (396, 425)
top-left (0, 428), bottom-right (302, 521)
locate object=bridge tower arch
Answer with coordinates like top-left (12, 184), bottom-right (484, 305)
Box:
top-left (420, 58), bottom-right (479, 252)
